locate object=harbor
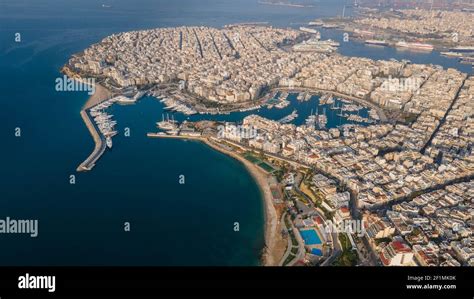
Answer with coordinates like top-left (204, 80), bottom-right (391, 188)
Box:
top-left (271, 88), bottom-right (388, 123)
top-left (77, 90), bottom-right (145, 171)
top-left (148, 90), bottom-right (381, 140)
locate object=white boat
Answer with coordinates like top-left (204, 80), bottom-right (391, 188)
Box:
top-left (279, 92), bottom-right (288, 100)
top-left (324, 39), bottom-right (340, 47)
top-left (106, 137), bottom-right (113, 149)
top-left (116, 96), bottom-right (136, 104)
top-left (308, 20), bottom-right (324, 26)
top-left (104, 131), bottom-right (118, 138)
top-left (395, 41), bottom-right (434, 51)
top-left (300, 27), bottom-right (319, 34)
top-left (449, 46), bottom-right (474, 53)
top-left (322, 24), bottom-right (339, 29)
top-left (326, 96), bottom-right (334, 105)
top-left (317, 114), bottom-right (327, 128)
top-left (317, 108), bottom-right (328, 128)
top-left (132, 91), bottom-right (145, 101)
top-left (278, 109), bottom-right (298, 124)
top-left (440, 52), bottom-right (463, 58)
top-left (365, 39), bottom-right (388, 46)
top-left (275, 100), bottom-right (290, 109)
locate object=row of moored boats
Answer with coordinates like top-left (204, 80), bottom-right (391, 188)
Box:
top-left (89, 98), bottom-right (118, 149)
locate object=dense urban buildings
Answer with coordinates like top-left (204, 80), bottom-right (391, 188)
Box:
top-left (355, 0), bottom-right (474, 10)
top-left (355, 9), bottom-right (474, 44)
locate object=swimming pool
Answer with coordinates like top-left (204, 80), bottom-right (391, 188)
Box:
top-left (300, 229), bottom-right (322, 245)
top-left (311, 248), bottom-right (323, 256)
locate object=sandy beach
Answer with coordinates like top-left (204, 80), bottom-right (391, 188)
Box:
top-left (83, 83), bottom-right (112, 110)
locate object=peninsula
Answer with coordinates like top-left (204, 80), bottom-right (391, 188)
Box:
top-left (64, 24), bottom-right (474, 267)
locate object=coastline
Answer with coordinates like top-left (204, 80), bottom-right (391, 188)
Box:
top-left (66, 59), bottom-right (297, 262)
top-left (149, 134), bottom-right (284, 266)
top-left (61, 65), bottom-right (112, 109)
top-left (75, 76), bottom-right (283, 264)
top-left (201, 138), bottom-right (283, 266)
top-left (74, 73), bottom-right (282, 264)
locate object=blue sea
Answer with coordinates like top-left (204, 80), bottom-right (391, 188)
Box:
top-left (0, 0), bottom-right (471, 266)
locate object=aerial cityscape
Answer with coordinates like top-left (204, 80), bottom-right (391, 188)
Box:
top-left (52, 0), bottom-right (474, 268)
top-left (1, 0), bottom-right (473, 274)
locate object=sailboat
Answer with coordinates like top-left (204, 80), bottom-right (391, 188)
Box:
top-left (305, 109), bottom-right (316, 127)
top-left (336, 103), bottom-right (345, 117)
top-left (318, 107), bottom-right (328, 129)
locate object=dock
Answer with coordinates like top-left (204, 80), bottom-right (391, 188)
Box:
top-left (147, 133), bottom-right (200, 140)
top-left (278, 109), bottom-right (298, 124)
top-left (77, 110), bottom-right (106, 172)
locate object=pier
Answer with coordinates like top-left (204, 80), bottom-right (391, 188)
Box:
top-left (278, 109), bottom-right (298, 124)
top-left (77, 110), bottom-right (106, 172)
top-left (75, 83), bottom-right (112, 172)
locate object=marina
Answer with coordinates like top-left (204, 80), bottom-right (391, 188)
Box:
top-left (77, 96), bottom-right (118, 171)
top-left (156, 113), bottom-right (179, 132)
top-left (150, 89), bottom-right (198, 115)
top-left (278, 109), bottom-right (299, 124)
top-left (77, 92), bottom-right (150, 171)
top-left (148, 90), bottom-right (381, 133)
